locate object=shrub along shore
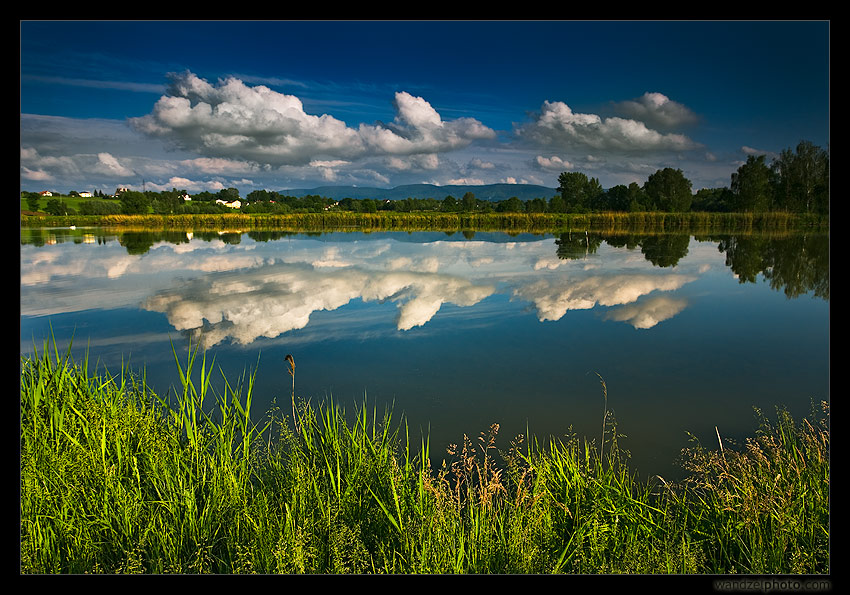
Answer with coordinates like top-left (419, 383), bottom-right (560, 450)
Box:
top-left (20, 340), bottom-right (830, 574)
top-left (20, 210), bottom-right (828, 234)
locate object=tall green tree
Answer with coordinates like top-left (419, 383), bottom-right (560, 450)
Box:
top-left (771, 140), bottom-right (829, 215)
top-left (26, 194), bottom-right (41, 212)
top-left (191, 191), bottom-right (217, 202)
top-left (557, 172), bottom-right (604, 212)
top-left (625, 182), bottom-right (649, 212)
top-left (692, 187), bottom-right (733, 212)
top-left (548, 194), bottom-right (566, 213)
top-left (461, 192), bottom-right (477, 212)
top-left (643, 168), bottom-right (693, 212)
top-left (602, 183), bottom-right (645, 212)
top-left (119, 190), bottom-right (150, 215)
top-left (152, 188), bottom-right (184, 214)
top-left (45, 199), bottom-right (72, 216)
top-left (497, 196), bottom-right (525, 213)
top-left (246, 189), bottom-right (271, 203)
top-left (338, 197), bottom-right (361, 212)
top-left (217, 187), bottom-right (241, 202)
top-left (601, 184), bottom-right (629, 211)
top-left (731, 155), bottom-right (773, 212)
top-left (525, 197), bottom-right (547, 213)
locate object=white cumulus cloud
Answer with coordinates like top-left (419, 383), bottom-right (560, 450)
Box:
top-left (94, 152), bottom-right (134, 176)
top-left (518, 100), bottom-right (701, 153)
top-left (612, 92), bottom-right (699, 130)
top-left (535, 155), bottom-right (575, 171)
top-left (130, 72), bottom-right (496, 168)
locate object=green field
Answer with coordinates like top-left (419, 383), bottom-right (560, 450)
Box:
top-left (21, 193), bottom-right (109, 213)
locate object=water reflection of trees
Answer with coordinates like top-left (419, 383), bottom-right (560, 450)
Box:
top-left (20, 228), bottom-right (828, 302)
top-left (557, 232), bottom-right (690, 267)
top-left (606, 234), bottom-right (691, 268)
top-left (119, 231), bottom-right (192, 255)
top-left (554, 231), bottom-right (603, 260)
top-left (21, 228), bottom-right (119, 247)
top-left (247, 230), bottom-right (299, 242)
top-left (564, 231), bottom-right (829, 301)
top-left (712, 233), bottom-right (829, 300)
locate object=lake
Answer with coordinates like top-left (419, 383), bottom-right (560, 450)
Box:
top-left (20, 226), bottom-right (829, 480)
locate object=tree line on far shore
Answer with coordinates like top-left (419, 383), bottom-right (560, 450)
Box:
top-left (22, 140), bottom-right (828, 218)
top-left (545, 140), bottom-right (827, 216)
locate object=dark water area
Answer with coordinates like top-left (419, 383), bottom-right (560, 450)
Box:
top-left (20, 227), bottom-right (829, 480)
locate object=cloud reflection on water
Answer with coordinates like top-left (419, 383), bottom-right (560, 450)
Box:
top-left (22, 233), bottom-right (708, 346)
top-left (143, 262), bottom-right (497, 347)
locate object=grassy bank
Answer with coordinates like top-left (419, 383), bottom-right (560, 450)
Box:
top-left (20, 341), bottom-right (829, 574)
top-left (20, 210), bottom-right (828, 234)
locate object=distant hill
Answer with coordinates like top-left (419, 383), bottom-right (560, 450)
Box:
top-left (279, 183), bottom-right (558, 202)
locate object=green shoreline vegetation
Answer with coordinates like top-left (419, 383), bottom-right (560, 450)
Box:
top-left (19, 210), bottom-right (828, 236)
top-left (21, 340), bottom-right (829, 574)
top-left (21, 140), bottom-right (829, 234)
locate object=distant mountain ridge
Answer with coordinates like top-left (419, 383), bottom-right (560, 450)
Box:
top-left (279, 183), bottom-right (558, 202)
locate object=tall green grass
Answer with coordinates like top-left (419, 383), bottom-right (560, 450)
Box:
top-left (21, 210), bottom-right (828, 234)
top-left (20, 340), bottom-right (829, 574)
top-left (678, 408), bottom-right (831, 574)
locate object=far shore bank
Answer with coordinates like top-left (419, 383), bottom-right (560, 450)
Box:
top-left (20, 210), bottom-right (829, 234)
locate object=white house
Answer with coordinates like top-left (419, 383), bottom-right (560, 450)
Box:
top-left (79, 191), bottom-right (93, 198)
top-left (216, 199), bottom-right (242, 209)
top-left (39, 191), bottom-right (53, 197)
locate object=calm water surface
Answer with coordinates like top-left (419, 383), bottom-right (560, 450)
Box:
top-left (20, 227), bottom-right (829, 479)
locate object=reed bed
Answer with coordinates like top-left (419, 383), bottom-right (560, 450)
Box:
top-left (20, 341), bottom-right (829, 574)
top-left (21, 210), bottom-right (827, 234)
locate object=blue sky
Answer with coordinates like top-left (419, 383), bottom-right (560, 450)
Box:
top-left (20, 20), bottom-right (830, 196)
